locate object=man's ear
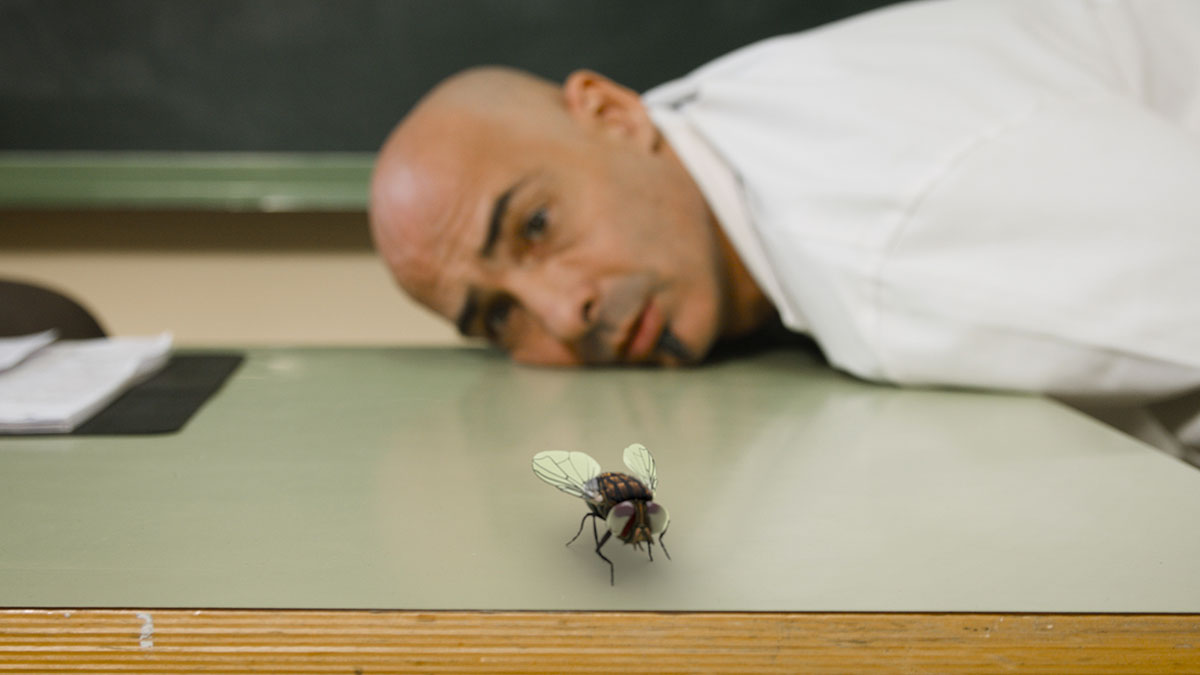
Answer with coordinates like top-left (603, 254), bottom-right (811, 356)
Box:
top-left (563, 69), bottom-right (660, 152)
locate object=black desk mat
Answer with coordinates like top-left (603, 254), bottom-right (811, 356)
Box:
top-left (70, 352), bottom-right (244, 435)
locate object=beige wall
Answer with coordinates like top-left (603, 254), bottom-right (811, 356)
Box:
top-left (0, 209), bottom-right (466, 347)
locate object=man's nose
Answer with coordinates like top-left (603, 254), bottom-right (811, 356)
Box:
top-left (506, 267), bottom-right (596, 342)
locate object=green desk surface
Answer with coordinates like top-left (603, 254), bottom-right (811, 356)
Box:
top-left (2, 347), bottom-right (1198, 612)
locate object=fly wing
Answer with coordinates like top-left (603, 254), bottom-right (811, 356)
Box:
top-left (531, 450), bottom-right (602, 501)
top-left (622, 443), bottom-right (657, 493)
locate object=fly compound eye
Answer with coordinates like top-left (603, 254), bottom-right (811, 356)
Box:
top-left (605, 501), bottom-right (637, 536)
top-left (646, 501), bottom-right (669, 535)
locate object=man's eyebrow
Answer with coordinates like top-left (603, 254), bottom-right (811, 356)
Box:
top-left (480, 183), bottom-right (519, 257)
top-left (455, 289), bottom-right (479, 337)
top-left (460, 177), bottom-right (529, 336)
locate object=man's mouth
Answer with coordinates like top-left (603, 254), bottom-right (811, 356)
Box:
top-left (616, 301), bottom-right (695, 364)
top-left (582, 276), bottom-right (693, 365)
top-left (621, 300), bottom-right (664, 363)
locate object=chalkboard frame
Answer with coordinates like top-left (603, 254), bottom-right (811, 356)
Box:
top-left (0, 152), bottom-right (373, 211)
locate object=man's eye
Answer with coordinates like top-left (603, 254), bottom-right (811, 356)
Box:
top-left (521, 208), bottom-right (548, 242)
top-left (483, 298), bottom-right (513, 340)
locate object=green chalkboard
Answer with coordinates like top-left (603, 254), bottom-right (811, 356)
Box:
top-left (0, 0), bottom-right (898, 153)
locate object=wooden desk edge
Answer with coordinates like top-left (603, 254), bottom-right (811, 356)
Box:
top-left (1, 609), bottom-right (1196, 673)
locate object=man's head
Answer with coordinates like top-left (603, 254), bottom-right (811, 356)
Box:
top-left (370, 66), bottom-right (771, 366)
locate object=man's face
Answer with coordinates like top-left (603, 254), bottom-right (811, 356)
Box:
top-left (372, 71), bottom-right (757, 367)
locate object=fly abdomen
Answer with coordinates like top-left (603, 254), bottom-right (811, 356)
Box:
top-left (596, 472), bottom-right (652, 505)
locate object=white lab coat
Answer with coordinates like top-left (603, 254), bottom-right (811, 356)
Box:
top-left (644, 0), bottom-right (1200, 448)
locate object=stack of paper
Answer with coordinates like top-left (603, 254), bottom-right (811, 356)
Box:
top-left (0, 331), bottom-right (172, 434)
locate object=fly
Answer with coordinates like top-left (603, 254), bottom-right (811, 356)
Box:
top-left (531, 443), bottom-right (670, 585)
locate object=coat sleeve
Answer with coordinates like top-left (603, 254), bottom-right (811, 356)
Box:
top-left (873, 96), bottom-right (1200, 405)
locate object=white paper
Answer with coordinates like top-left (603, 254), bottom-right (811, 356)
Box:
top-left (0, 333), bottom-right (172, 434)
top-left (0, 330), bottom-right (58, 372)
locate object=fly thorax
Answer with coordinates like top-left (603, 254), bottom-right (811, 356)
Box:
top-left (595, 472), bottom-right (652, 505)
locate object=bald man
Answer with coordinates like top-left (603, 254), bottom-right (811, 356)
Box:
top-left (370, 67), bottom-right (773, 367)
top-left (371, 0), bottom-right (1200, 451)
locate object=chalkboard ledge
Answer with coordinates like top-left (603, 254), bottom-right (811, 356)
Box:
top-left (0, 152), bottom-right (373, 212)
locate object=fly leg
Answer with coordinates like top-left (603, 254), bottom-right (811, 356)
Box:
top-left (659, 525), bottom-right (671, 560)
top-left (566, 512), bottom-right (598, 547)
top-left (594, 529), bottom-right (615, 585)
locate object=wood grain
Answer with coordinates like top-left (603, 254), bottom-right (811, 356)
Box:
top-left (1, 610), bottom-right (1197, 674)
